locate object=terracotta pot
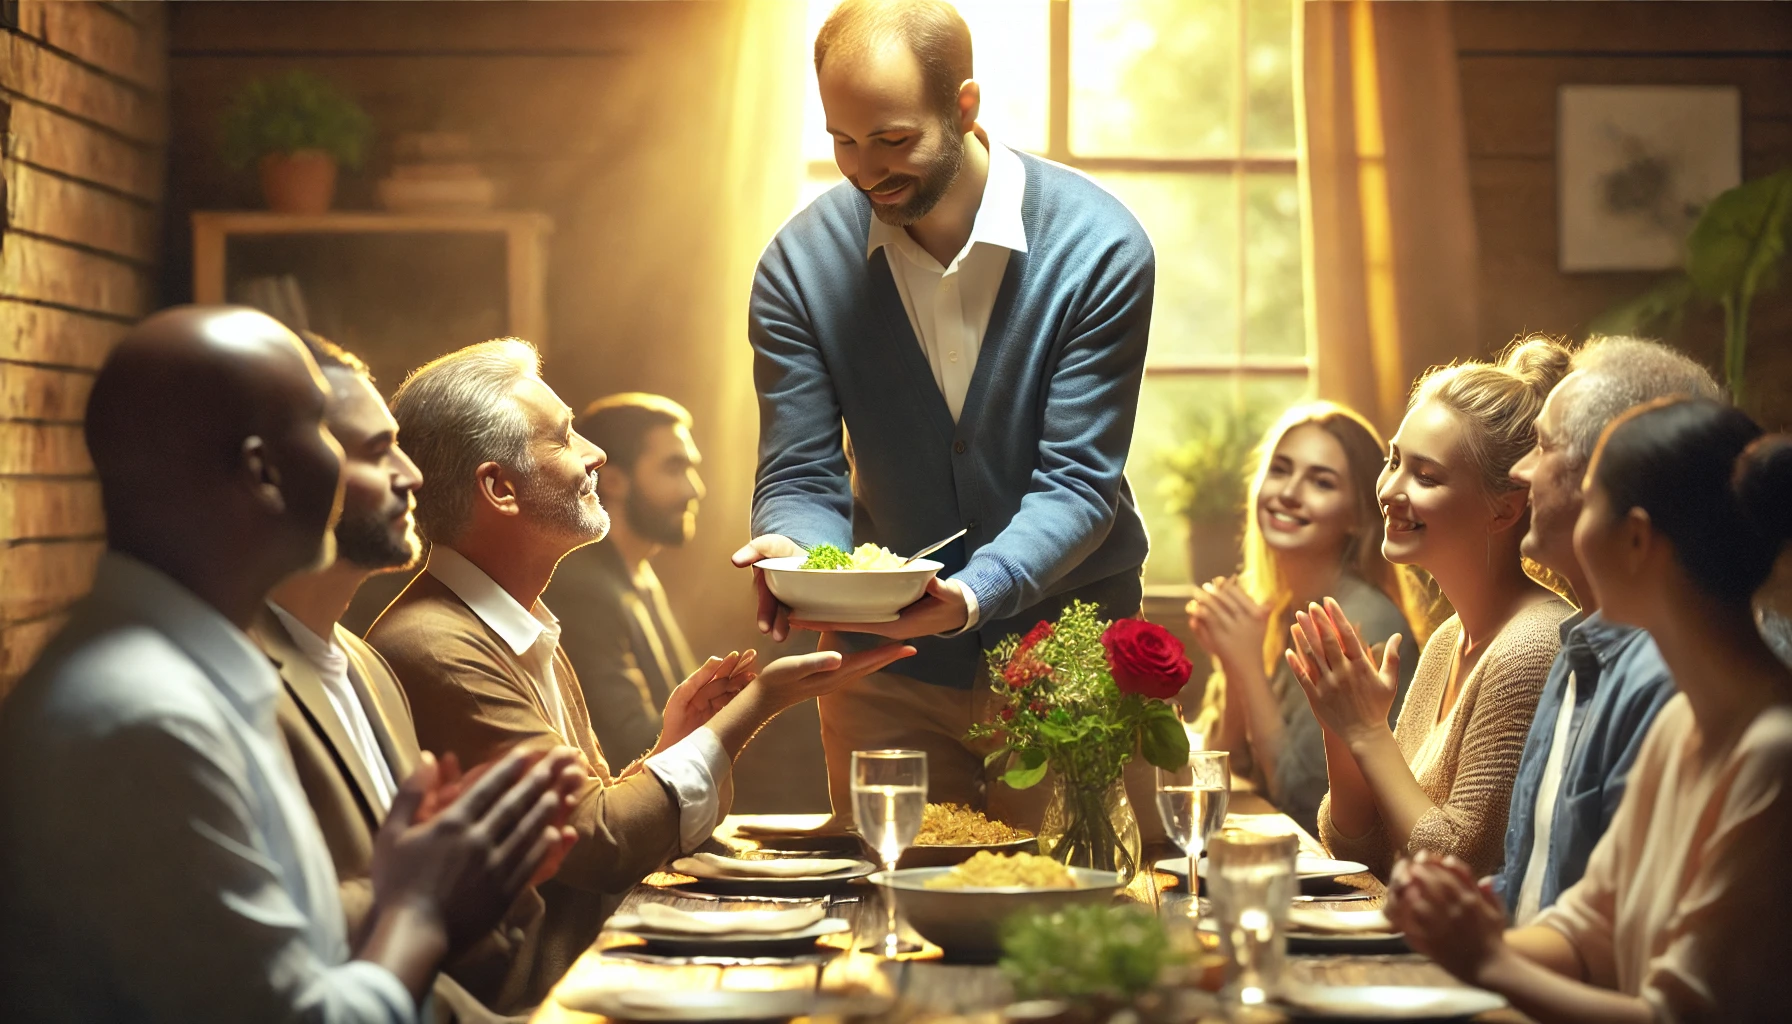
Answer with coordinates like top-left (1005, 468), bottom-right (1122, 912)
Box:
top-left (258, 150), bottom-right (338, 215)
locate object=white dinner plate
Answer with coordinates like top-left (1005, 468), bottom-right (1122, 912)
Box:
top-left (668, 857), bottom-right (877, 895)
top-left (605, 915), bottom-right (851, 955)
top-left (1154, 854), bottom-right (1371, 883)
top-left (557, 987), bottom-right (814, 1021)
top-left (1279, 984), bottom-right (1506, 1020)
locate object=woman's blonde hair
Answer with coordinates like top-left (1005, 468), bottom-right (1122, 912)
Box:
top-left (1408, 333), bottom-right (1577, 597)
top-left (1235, 401), bottom-right (1435, 675)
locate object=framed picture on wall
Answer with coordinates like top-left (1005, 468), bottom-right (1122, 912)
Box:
top-left (1558, 85), bottom-right (1741, 272)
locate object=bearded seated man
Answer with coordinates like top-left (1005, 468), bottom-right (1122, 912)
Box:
top-left (366, 339), bottom-right (915, 966)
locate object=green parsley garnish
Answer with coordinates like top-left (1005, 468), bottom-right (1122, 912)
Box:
top-left (800, 543), bottom-right (853, 570)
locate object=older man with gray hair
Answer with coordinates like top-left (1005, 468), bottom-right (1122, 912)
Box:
top-left (1493, 335), bottom-right (1723, 923)
top-left (366, 338), bottom-right (914, 972)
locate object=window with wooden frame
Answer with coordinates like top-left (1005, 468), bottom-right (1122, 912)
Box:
top-left (800, 0), bottom-right (1308, 587)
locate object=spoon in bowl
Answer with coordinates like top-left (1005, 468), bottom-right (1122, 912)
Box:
top-left (902, 528), bottom-right (968, 567)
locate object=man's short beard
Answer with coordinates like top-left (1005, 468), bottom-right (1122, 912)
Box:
top-left (520, 469), bottom-right (609, 546)
top-left (335, 506), bottom-right (421, 571)
top-left (626, 487), bottom-right (694, 548)
top-left (868, 117), bottom-right (965, 227)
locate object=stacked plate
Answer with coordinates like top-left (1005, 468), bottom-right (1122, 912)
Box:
top-left (668, 853), bottom-right (877, 895)
top-left (605, 902), bottom-right (850, 956)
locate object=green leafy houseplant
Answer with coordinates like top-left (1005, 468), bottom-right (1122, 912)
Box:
top-left (1000, 904), bottom-right (1172, 1004)
top-left (1158, 407), bottom-right (1263, 583)
top-left (220, 71), bottom-right (374, 170)
top-left (968, 603), bottom-right (1191, 881)
top-left (1591, 168), bottom-right (1792, 410)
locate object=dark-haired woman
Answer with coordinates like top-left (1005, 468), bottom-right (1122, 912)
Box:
top-left (1386, 398), bottom-right (1792, 1023)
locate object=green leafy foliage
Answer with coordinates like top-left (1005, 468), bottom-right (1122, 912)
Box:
top-left (1000, 904), bottom-right (1171, 1002)
top-left (1139, 703), bottom-right (1191, 771)
top-left (1158, 407), bottom-right (1263, 524)
top-left (800, 542), bottom-right (853, 569)
top-left (1592, 168), bottom-right (1792, 410)
top-left (220, 71), bottom-right (374, 170)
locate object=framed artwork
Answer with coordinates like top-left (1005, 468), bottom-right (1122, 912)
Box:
top-left (1557, 85), bottom-right (1742, 272)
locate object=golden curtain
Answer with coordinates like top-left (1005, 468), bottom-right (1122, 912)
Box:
top-left (1299, 0), bottom-right (1480, 435)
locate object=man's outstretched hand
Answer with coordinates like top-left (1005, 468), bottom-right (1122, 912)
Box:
top-left (731, 534), bottom-right (803, 642)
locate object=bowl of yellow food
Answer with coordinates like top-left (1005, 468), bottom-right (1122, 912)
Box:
top-left (757, 543), bottom-right (942, 623)
top-left (870, 852), bottom-right (1125, 961)
top-left (895, 803), bottom-right (1038, 868)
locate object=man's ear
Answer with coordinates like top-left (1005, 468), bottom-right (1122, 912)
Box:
top-left (242, 435), bottom-right (286, 514)
top-left (957, 79), bottom-right (981, 134)
top-left (475, 461), bottom-right (521, 517)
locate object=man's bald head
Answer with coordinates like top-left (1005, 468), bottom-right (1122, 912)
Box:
top-left (814, 0), bottom-right (972, 121)
top-left (85, 306), bottom-right (345, 589)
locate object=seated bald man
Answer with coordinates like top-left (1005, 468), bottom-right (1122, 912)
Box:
top-left (366, 338), bottom-right (914, 964)
top-left (0, 307), bottom-right (583, 1022)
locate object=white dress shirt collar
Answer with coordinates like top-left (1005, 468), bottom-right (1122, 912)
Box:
top-left (266, 601), bottom-right (400, 812)
top-left (866, 139), bottom-right (1029, 269)
top-left (426, 543), bottom-right (557, 656)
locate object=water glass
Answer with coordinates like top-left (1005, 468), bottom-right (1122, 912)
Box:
top-left (1207, 827), bottom-right (1299, 1007)
top-left (1155, 748), bottom-right (1230, 920)
top-left (850, 748), bottom-right (927, 956)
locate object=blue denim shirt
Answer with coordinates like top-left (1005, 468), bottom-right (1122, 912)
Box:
top-left (1492, 610), bottom-right (1676, 920)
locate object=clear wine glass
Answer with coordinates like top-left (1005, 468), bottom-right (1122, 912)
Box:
top-left (851, 748), bottom-right (927, 957)
top-left (1155, 749), bottom-right (1231, 922)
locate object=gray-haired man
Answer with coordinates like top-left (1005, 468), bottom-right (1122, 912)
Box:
top-left (1495, 336), bottom-right (1722, 922)
top-left (366, 339), bottom-right (914, 965)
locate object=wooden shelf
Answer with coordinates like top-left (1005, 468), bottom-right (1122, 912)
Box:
top-left (190, 208), bottom-right (553, 346)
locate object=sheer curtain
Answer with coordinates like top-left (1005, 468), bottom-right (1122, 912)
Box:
top-left (1299, 0), bottom-right (1480, 435)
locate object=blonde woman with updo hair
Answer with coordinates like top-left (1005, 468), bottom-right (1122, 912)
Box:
top-left (1188, 402), bottom-right (1432, 835)
top-left (1288, 336), bottom-right (1575, 879)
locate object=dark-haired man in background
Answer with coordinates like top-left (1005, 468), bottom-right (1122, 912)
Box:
top-left (545, 394), bottom-right (705, 764)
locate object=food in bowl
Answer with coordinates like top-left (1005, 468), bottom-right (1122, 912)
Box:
top-left (873, 865), bottom-right (1125, 960)
top-left (800, 542), bottom-right (907, 571)
top-left (924, 851), bottom-right (1077, 890)
top-left (755, 553), bottom-right (942, 623)
top-left (914, 803), bottom-right (1033, 845)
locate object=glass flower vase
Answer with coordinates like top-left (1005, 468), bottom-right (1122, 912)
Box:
top-left (1039, 773), bottom-right (1143, 885)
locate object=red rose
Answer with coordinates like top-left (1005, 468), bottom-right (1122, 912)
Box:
top-left (1101, 618), bottom-right (1192, 700)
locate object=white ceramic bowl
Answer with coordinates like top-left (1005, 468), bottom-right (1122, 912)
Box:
top-left (870, 866), bottom-right (1126, 961)
top-left (756, 556), bottom-right (943, 623)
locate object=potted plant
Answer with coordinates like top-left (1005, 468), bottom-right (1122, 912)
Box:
top-left (1591, 167), bottom-right (1792, 411)
top-left (221, 71), bottom-right (373, 215)
top-left (1158, 407), bottom-right (1263, 586)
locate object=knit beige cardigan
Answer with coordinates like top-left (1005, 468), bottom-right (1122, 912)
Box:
top-left (1318, 597), bottom-right (1570, 879)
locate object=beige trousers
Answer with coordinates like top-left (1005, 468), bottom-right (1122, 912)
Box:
top-left (818, 669), bottom-right (1166, 844)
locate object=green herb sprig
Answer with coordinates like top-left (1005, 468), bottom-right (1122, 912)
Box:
top-left (800, 542), bottom-right (853, 570)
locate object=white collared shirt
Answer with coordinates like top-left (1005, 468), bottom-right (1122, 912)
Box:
top-left (0, 553), bottom-right (414, 1021)
top-left (269, 602), bottom-right (400, 813)
top-left (864, 140), bottom-right (1024, 632)
top-left (866, 139), bottom-right (1028, 423)
top-left (427, 545), bottom-right (727, 852)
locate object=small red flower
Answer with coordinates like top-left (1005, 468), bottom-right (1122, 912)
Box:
top-left (1101, 618), bottom-right (1192, 700)
top-left (1029, 701), bottom-right (1046, 715)
top-left (1003, 653), bottom-right (1051, 689)
top-left (1014, 620), bottom-right (1054, 659)
top-left (1000, 706), bottom-right (1015, 721)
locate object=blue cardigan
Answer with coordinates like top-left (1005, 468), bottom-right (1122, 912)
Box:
top-left (748, 152), bottom-right (1156, 689)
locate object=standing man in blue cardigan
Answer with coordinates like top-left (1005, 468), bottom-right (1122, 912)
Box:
top-left (731, 0), bottom-right (1156, 827)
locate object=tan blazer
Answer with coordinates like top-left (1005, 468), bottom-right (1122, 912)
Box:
top-left (252, 608), bottom-right (546, 1020)
top-left (366, 570), bottom-right (725, 971)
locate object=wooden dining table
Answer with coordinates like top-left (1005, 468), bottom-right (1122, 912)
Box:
top-left (531, 792), bottom-right (1526, 1024)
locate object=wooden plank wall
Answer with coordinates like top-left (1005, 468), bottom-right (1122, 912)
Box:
top-left (1453, 1), bottom-right (1792, 426)
top-left (0, 2), bottom-right (167, 697)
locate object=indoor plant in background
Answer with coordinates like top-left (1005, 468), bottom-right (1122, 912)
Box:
top-left (1592, 167), bottom-right (1792, 412)
top-left (969, 602), bottom-right (1192, 884)
top-left (221, 71), bottom-right (373, 215)
top-left (1159, 407), bottom-right (1263, 586)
